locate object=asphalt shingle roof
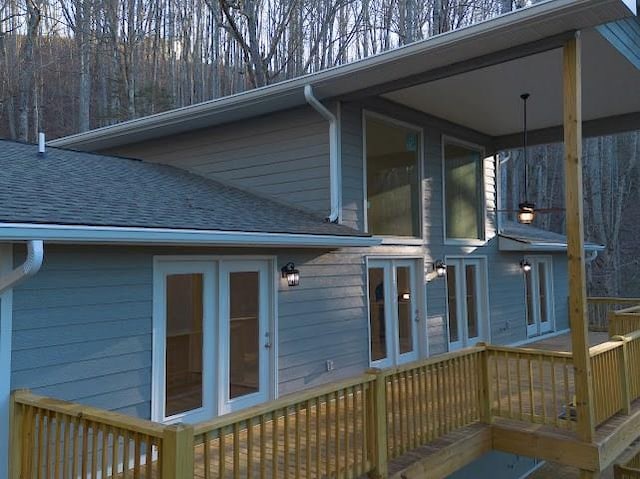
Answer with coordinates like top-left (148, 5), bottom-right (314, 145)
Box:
top-left (0, 140), bottom-right (368, 238)
top-left (500, 221), bottom-right (604, 250)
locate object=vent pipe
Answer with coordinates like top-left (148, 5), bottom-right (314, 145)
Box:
top-left (38, 133), bottom-right (45, 155)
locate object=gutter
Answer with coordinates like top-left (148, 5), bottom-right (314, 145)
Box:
top-left (0, 224), bottom-right (379, 248)
top-left (0, 240), bottom-right (44, 294)
top-left (304, 84), bottom-right (341, 223)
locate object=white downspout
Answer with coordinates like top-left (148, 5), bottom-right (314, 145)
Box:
top-left (304, 84), bottom-right (341, 223)
top-left (0, 240), bottom-right (44, 294)
top-left (0, 240), bottom-right (42, 478)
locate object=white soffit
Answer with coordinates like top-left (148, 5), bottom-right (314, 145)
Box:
top-left (383, 28), bottom-right (640, 137)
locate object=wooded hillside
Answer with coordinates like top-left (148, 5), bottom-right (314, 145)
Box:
top-left (1, 0), bottom-right (638, 297)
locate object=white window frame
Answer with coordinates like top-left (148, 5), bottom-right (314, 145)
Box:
top-left (365, 256), bottom-right (428, 368)
top-left (362, 110), bottom-right (425, 244)
top-left (445, 256), bottom-right (491, 351)
top-left (152, 255), bottom-right (278, 423)
top-left (441, 135), bottom-right (488, 246)
top-left (524, 255), bottom-right (556, 337)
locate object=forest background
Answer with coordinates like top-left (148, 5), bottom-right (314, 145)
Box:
top-left (1, 0), bottom-right (638, 296)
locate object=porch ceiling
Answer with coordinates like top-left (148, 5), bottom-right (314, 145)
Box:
top-left (383, 28), bottom-right (640, 139)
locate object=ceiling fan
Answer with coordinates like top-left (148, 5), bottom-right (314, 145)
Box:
top-left (498, 93), bottom-right (565, 224)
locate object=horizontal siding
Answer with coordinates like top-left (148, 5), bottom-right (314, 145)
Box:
top-left (347, 98), bottom-right (570, 352)
top-left (598, 18), bottom-right (640, 69)
top-left (11, 245), bottom-right (154, 417)
top-left (105, 106), bottom-right (332, 216)
top-left (11, 244), bottom-right (373, 414)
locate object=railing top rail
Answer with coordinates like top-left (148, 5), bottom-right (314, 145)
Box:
top-left (589, 340), bottom-right (623, 357)
top-left (587, 297), bottom-right (640, 304)
top-left (485, 344), bottom-right (573, 359)
top-left (380, 346), bottom-right (485, 377)
top-left (12, 390), bottom-right (167, 438)
top-left (613, 305), bottom-right (640, 315)
top-left (193, 373), bottom-right (376, 436)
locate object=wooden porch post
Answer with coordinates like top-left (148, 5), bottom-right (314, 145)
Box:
top-left (563, 32), bottom-right (596, 443)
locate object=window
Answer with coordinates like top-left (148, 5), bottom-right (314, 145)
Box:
top-left (365, 115), bottom-right (421, 237)
top-left (524, 256), bottom-right (554, 337)
top-left (446, 257), bottom-right (488, 350)
top-left (444, 140), bottom-right (484, 241)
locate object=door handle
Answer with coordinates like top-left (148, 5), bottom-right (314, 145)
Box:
top-left (264, 332), bottom-right (272, 349)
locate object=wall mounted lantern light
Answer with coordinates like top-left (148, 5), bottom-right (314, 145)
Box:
top-left (520, 259), bottom-right (532, 273)
top-left (435, 260), bottom-right (447, 278)
top-left (518, 202), bottom-right (536, 225)
top-left (427, 260), bottom-right (447, 282)
top-left (281, 262), bottom-right (300, 287)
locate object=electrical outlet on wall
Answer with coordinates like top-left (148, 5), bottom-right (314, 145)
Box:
top-left (325, 360), bottom-right (334, 371)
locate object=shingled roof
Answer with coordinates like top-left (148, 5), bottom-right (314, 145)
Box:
top-left (0, 140), bottom-right (374, 246)
top-left (499, 221), bottom-right (605, 252)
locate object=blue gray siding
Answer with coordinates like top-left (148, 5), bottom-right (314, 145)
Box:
top-left (598, 17), bottom-right (640, 70)
top-left (10, 244), bottom-right (372, 417)
top-left (104, 106), bottom-right (333, 217)
top-left (341, 98), bottom-right (570, 351)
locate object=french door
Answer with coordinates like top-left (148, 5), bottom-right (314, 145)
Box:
top-left (525, 256), bottom-right (554, 337)
top-left (152, 258), bottom-right (273, 423)
top-left (446, 257), bottom-right (488, 351)
top-left (367, 259), bottom-right (420, 368)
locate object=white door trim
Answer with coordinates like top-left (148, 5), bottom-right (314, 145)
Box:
top-left (152, 260), bottom-right (217, 424)
top-left (0, 244), bottom-right (13, 479)
top-left (446, 256), bottom-right (490, 351)
top-left (218, 260), bottom-right (271, 414)
top-left (152, 256), bottom-right (278, 423)
top-left (525, 255), bottom-right (555, 337)
top-left (366, 257), bottom-right (425, 368)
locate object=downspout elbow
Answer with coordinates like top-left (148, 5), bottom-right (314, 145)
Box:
top-left (0, 240), bottom-right (44, 294)
top-left (304, 84), bottom-right (341, 223)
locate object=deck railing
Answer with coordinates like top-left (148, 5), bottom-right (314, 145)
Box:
top-left (590, 329), bottom-right (640, 426)
top-left (609, 305), bottom-right (640, 336)
top-left (381, 347), bottom-right (484, 460)
top-left (486, 345), bottom-right (575, 430)
top-left (614, 449), bottom-right (640, 478)
top-left (191, 374), bottom-right (376, 479)
top-left (13, 315), bottom-right (640, 479)
top-left (11, 390), bottom-right (168, 478)
top-left (587, 297), bottom-right (640, 332)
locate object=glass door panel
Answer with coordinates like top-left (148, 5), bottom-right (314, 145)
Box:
top-left (368, 259), bottom-right (420, 367)
top-left (525, 257), bottom-right (554, 336)
top-left (447, 258), bottom-right (487, 351)
top-left (229, 271), bottom-right (260, 399)
top-left (465, 264), bottom-right (479, 340)
top-left (368, 267), bottom-right (389, 363)
top-left (153, 261), bottom-right (215, 424)
top-left (165, 273), bottom-right (204, 417)
top-left (220, 261), bottom-right (270, 413)
top-left (447, 265), bottom-right (460, 346)
top-left (396, 266), bottom-right (414, 355)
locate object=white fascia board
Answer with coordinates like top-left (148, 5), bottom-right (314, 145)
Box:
top-left (0, 223), bottom-right (380, 248)
top-left (499, 236), bottom-right (605, 252)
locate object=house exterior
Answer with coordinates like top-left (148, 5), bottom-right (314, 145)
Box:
top-left (2, 0), bottom-right (640, 477)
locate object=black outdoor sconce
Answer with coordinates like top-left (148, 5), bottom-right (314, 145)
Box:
top-left (281, 262), bottom-right (300, 287)
top-left (520, 259), bottom-right (532, 273)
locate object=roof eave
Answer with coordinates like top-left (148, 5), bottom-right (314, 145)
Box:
top-left (499, 235), bottom-right (605, 252)
top-left (0, 223), bottom-right (380, 248)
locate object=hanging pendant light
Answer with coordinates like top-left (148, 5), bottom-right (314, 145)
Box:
top-left (518, 93), bottom-right (536, 225)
